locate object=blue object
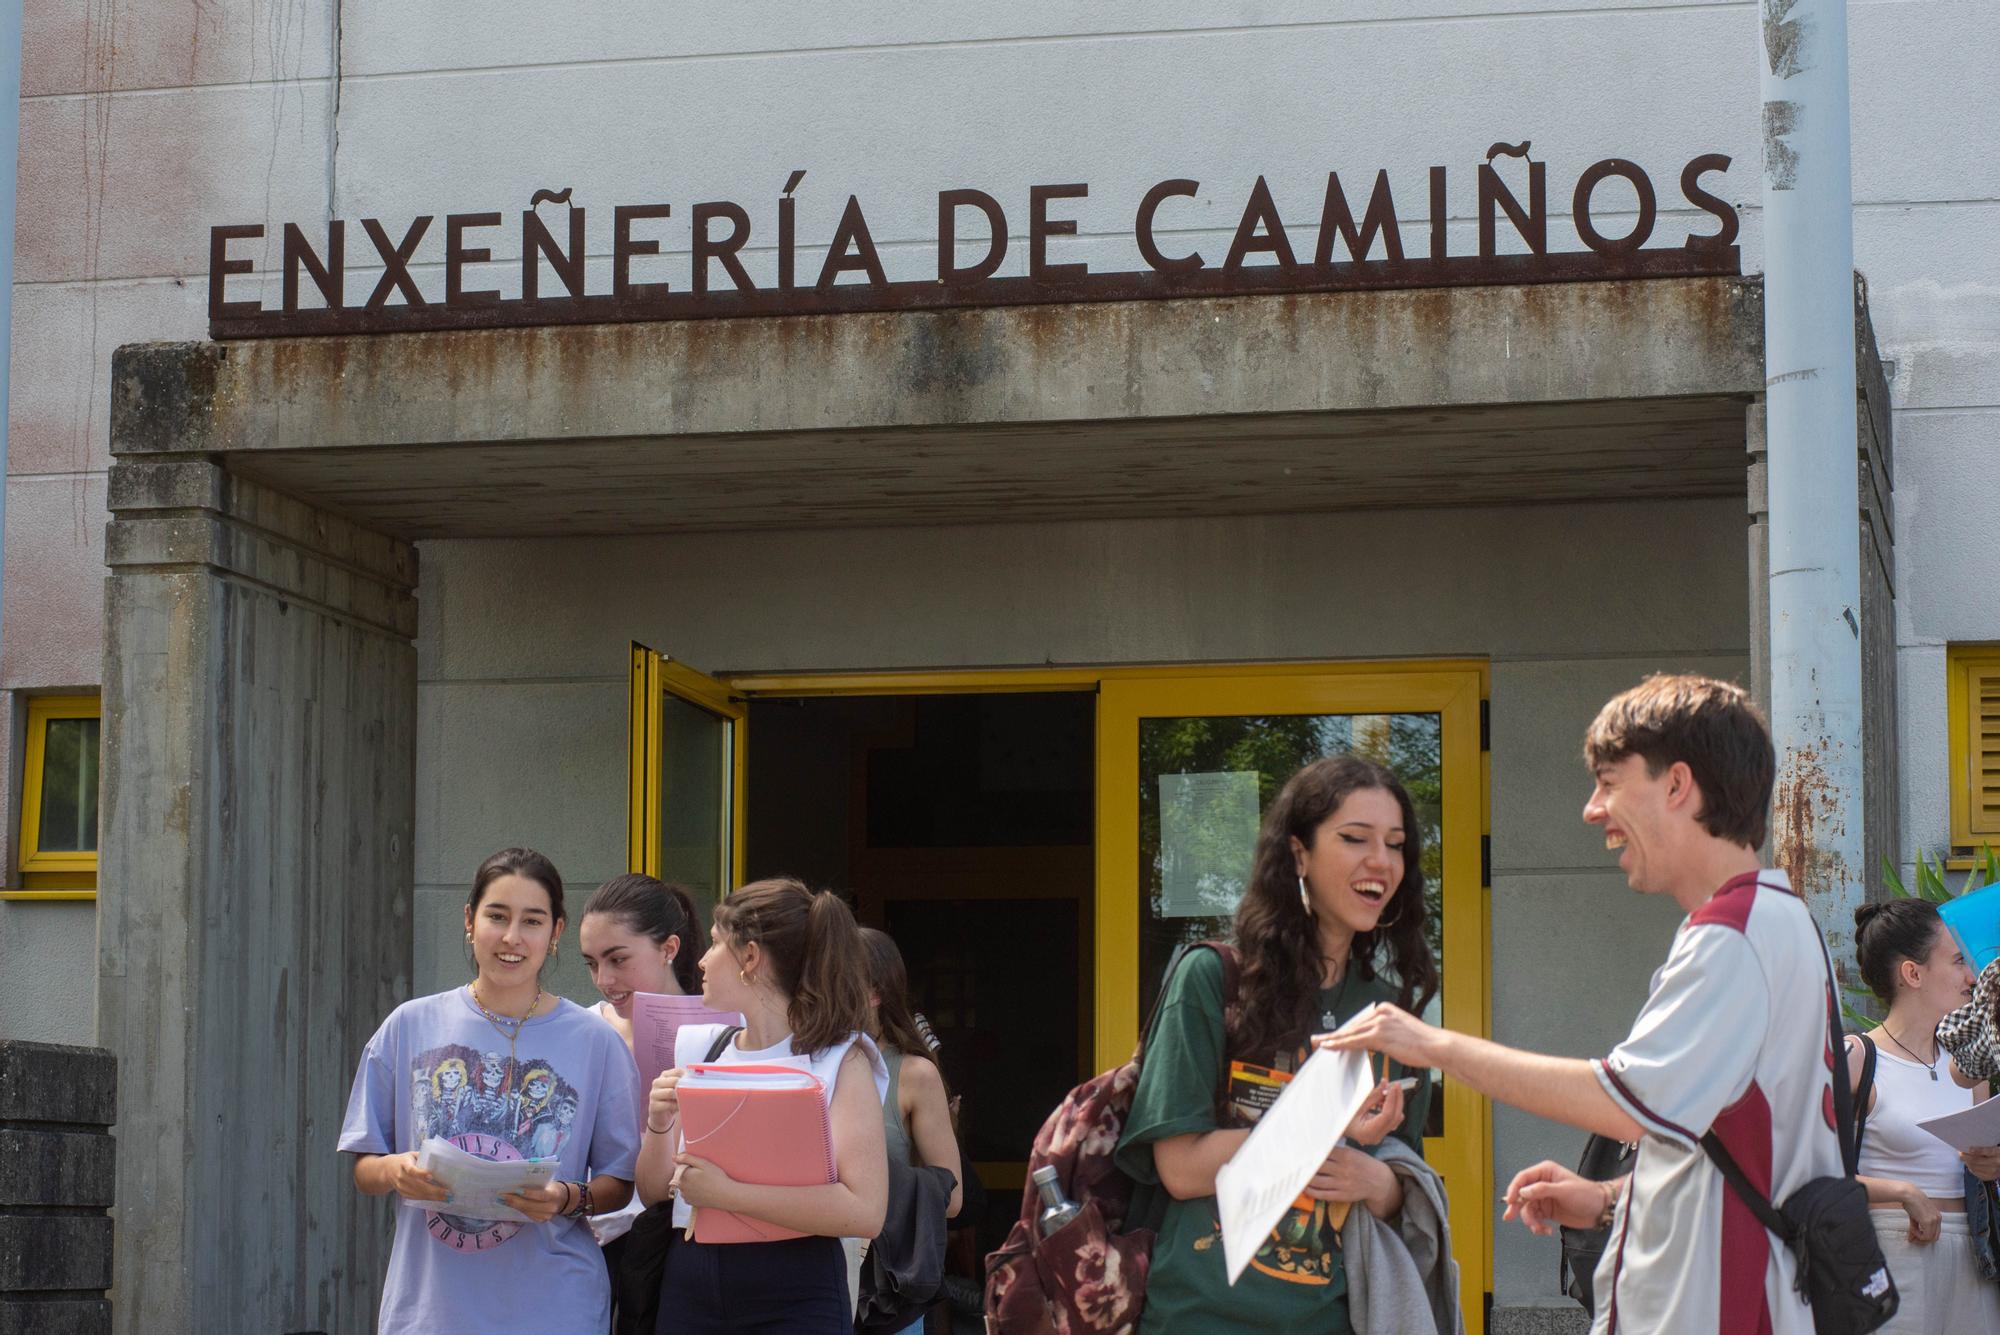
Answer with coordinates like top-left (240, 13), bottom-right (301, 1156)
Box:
top-left (1940, 881), bottom-right (2000, 972)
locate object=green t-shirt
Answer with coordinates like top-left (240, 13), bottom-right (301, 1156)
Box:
top-left (1113, 948), bottom-right (1433, 1335)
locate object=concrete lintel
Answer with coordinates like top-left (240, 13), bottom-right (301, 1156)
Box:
top-left (106, 461), bottom-right (417, 639)
top-left (112, 277), bottom-right (1767, 457)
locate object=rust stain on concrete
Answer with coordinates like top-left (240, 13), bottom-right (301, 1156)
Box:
top-left (1772, 736), bottom-right (1852, 903)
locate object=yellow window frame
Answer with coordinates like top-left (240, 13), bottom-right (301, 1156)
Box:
top-left (1948, 643), bottom-right (2000, 856)
top-left (3, 694), bottom-right (101, 901)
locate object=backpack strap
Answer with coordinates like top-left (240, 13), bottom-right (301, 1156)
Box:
top-left (1698, 918), bottom-right (1860, 1242)
top-left (702, 1026), bottom-right (743, 1064)
top-left (1849, 1033), bottom-right (1878, 1163)
top-left (1138, 940), bottom-right (1242, 1115)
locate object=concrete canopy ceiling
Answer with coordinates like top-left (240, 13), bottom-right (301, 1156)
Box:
top-left (217, 396), bottom-right (1751, 539)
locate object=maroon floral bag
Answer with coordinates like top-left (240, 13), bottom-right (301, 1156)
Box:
top-left (984, 942), bottom-right (1240, 1334)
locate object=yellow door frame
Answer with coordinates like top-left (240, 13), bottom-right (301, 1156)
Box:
top-left (660, 657), bottom-right (1493, 1310)
top-left (627, 644), bottom-right (748, 886)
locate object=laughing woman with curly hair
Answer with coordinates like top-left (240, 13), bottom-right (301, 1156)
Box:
top-left (1114, 756), bottom-right (1439, 1334)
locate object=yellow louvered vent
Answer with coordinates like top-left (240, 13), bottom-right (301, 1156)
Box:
top-left (1951, 647), bottom-right (2000, 849)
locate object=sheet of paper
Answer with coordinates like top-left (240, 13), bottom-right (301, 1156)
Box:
top-left (416, 1136), bottom-right (559, 1223)
top-left (1213, 1021), bottom-right (1379, 1285)
top-left (1918, 1090), bottom-right (2000, 1153)
top-left (631, 993), bottom-right (745, 1097)
top-left (1158, 770), bottom-right (1262, 919)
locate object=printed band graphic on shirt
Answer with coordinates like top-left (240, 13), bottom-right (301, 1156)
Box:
top-left (1189, 1055), bottom-right (1342, 1286)
top-left (409, 1041), bottom-right (581, 1251)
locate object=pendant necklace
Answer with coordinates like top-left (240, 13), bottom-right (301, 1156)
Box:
top-left (1881, 1024), bottom-right (1940, 1081)
top-left (470, 980), bottom-right (543, 1073)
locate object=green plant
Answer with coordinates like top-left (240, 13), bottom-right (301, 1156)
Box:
top-left (1844, 845), bottom-right (2000, 1026)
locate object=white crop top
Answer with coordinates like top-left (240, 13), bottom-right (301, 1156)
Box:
top-left (1853, 1034), bottom-right (1974, 1198)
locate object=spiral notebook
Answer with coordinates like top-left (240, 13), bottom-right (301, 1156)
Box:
top-left (677, 1064), bottom-right (836, 1244)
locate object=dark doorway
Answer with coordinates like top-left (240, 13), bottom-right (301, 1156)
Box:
top-left (745, 692), bottom-right (1094, 1257)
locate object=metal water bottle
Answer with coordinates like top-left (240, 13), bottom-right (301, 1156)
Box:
top-left (1032, 1165), bottom-right (1082, 1237)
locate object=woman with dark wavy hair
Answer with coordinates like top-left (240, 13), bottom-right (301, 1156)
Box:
top-left (1114, 756), bottom-right (1438, 1333)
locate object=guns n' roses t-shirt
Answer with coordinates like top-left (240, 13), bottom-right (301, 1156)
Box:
top-left (339, 989), bottom-right (641, 1335)
top-left (1114, 949), bottom-right (1431, 1335)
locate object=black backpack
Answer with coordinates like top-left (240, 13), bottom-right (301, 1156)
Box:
top-left (1557, 1134), bottom-right (1638, 1312)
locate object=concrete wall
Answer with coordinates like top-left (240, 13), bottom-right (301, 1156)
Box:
top-left (415, 495), bottom-right (1750, 1312)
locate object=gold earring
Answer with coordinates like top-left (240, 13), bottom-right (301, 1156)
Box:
top-left (738, 968), bottom-right (751, 986)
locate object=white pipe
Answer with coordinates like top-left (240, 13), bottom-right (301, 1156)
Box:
top-left (1760, 0), bottom-right (1864, 970)
top-left (0, 1), bottom-right (19, 663)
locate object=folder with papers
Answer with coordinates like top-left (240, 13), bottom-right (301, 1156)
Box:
top-left (677, 1064), bottom-right (837, 1244)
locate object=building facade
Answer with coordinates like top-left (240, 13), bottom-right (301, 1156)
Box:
top-left (1, 4), bottom-right (1996, 1332)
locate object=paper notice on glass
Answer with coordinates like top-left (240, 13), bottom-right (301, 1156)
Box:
top-left (1159, 770), bottom-right (1262, 919)
top-left (632, 993), bottom-right (745, 1099)
top-left (1213, 1031), bottom-right (1379, 1285)
top-left (1918, 1090), bottom-right (2000, 1153)
top-left (416, 1136), bottom-right (559, 1223)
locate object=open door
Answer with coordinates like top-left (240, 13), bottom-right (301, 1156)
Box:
top-left (628, 642), bottom-right (747, 927)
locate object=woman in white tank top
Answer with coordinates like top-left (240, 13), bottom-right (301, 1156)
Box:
top-left (1845, 898), bottom-right (2000, 1333)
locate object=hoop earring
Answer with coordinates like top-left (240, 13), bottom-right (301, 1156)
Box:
top-left (1375, 897), bottom-right (1406, 931)
top-left (1298, 876), bottom-right (1314, 918)
top-left (738, 969), bottom-right (752, 987)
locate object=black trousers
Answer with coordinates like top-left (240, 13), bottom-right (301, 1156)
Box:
top-left (656, 1233), bottom-right (851, 1334)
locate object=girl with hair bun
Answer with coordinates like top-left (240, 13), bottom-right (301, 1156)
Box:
top-left (635, 878), bottom-right (889, 1333)
top-left (1847, 897), bottom-right (2000, 1331)
top-left (339, 849), bottom-right (642, 1335)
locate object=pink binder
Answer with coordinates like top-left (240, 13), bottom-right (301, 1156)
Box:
top-left (677, 1064), bottom-right (836, 1244)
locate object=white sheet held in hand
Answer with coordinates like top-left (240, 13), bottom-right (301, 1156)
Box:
top-left (1213, 1003), bottom-right (1383, 1285)
top-left (1918, 1089), bottom-right (2000, 1153)
top-left (416, 1136), bottom-right (560, 1223)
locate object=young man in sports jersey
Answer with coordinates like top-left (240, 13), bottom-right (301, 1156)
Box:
top-left (1320, 673), bottom-right (1844, 1334)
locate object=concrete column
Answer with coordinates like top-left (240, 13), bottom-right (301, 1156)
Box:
top-left (97, 458), bottom-right (416, 1335)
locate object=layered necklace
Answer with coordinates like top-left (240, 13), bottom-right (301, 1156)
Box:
top-left (469, 980), bottom-right (544, 1073)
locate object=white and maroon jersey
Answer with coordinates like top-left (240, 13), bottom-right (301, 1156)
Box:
top-left (1589, 869), bottom-right (1844, 1335)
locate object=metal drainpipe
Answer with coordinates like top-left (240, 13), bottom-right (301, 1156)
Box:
top-left (1760, 0), bottom-right (1864, 974)
top-left (0, 1), bottom-right (18, 661)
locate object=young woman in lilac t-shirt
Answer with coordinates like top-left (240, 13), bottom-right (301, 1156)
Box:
top-left (340, 849), bottom-right (642, 1335)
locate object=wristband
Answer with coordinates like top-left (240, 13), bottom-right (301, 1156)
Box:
top-left (647, 1121), bottom-right (670, 1135)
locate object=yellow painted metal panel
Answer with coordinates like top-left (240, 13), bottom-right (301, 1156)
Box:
top-left (629, 644), bottom-right (655, 875)
top-left (1950, 646), bottom-right (2000, 850)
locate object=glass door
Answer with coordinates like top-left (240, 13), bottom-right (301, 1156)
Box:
top-left (1096, 665), bottom-right (1488, 1322)
top-left (628, 643), bottom-right (746, 928)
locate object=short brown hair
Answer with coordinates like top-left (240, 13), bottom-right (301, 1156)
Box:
top-left (1584, 674), bottom-right (1774, 848)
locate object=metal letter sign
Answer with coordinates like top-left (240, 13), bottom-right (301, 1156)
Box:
top-left (209, 150), bottom-right (1740, 340)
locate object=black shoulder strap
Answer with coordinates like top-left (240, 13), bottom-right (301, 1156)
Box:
top-left (1851, 1033), bottom-right (1878, 1161)
top-left (1699, 915), bottom-right (1859, 1239)
top-left (702, 1025), bottom-right (743, 1064)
